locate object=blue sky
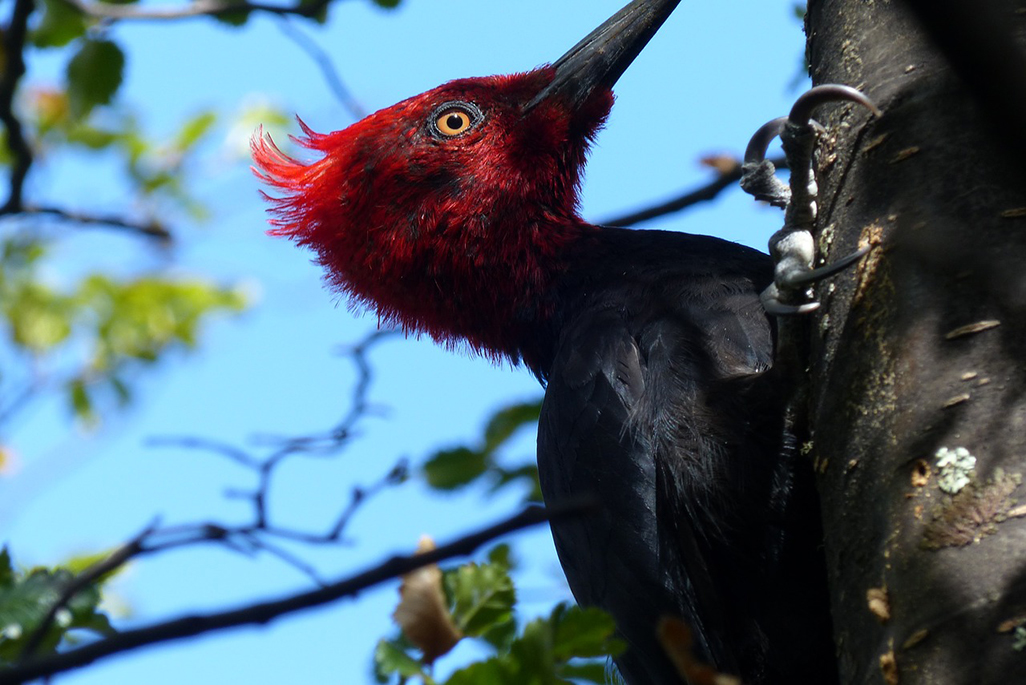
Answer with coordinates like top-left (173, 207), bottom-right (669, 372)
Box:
top-left (1, 1), bottom-right (810, 682)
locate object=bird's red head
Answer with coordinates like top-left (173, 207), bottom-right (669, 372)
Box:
top-left (253, 70), bottom-right (611, 360)
top-left (253, 0), bottom-right (680, 363)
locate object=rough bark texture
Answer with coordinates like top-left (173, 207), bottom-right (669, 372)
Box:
top-left (805, 1), bottom-right (1026, 683)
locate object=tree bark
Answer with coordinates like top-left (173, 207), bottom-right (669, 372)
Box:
top-left (805, 1), bottom-right (1026, 683)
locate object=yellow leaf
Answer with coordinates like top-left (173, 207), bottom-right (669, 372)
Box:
top-left (0, 446), bottom-right (19, 476)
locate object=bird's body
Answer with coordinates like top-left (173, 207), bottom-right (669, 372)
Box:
top-left (254, 2), bottom-right (835, 682)
top-left (533, 228), bottom-right (830, 683)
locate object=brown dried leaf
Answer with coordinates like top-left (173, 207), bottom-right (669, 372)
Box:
top-left (393, 536), bottom-right (463, 663)
top-left (698, 154), bottom-right (740, 176)
top-left (657, 617), bottom-right (741, 685)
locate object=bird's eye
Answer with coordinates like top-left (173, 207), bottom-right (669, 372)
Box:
top-left (437, 110), bottom-right (470, 135)
top-left (429, 102), bottom-right (482, 139)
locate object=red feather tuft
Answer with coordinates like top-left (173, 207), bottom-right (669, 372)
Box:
top-left (250, 118), bottom-right (349, 241)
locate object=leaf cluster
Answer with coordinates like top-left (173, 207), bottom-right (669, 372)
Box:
top-left (422, 401), bottom-right (543, 502)
top-left (0, 547), bottom-right (117, 665)
top-left (375, 544), bottom-right (622, 685)
top-left (0, 236), bottom-right (245, 424)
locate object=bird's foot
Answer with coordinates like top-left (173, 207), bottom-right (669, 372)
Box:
top-left (741, 85), bottom-right (881, 315)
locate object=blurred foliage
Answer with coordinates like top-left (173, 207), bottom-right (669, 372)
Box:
top-left (65, 39), bottom-right (125, 119)
top-left (422, 400), bottom-right (543, 502)
top-left (0, 547), bottom-right (121, 664)
top-left (28, 82), bottom-right (223, 222)
top-left (0, 0), bottom-right (270, 433)
top-left (374, 544), bottom-right (622, 685)
top-left (0, 236), bottom-right (245, 425)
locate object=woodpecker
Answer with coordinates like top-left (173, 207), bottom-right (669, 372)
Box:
top-left (253, 1), bottom-right (836, 682)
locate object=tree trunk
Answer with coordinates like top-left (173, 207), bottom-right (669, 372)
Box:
top-left (804, 1), bottom-right (1026, 683)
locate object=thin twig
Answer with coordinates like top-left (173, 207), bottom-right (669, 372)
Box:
top-left (247, 329), bottom-right (396, 525)
top-left (19, 206), bottom-right (172, 242)
top-left (144, 331), bottom-right (400, 552)
top-left (599, 154), bottom-right (787, 228)
top-left (66, 0), bottom-right (335, 22)
top-left (0, 0), bottom-right (36, 213)
top-left (147, 436), bottom-right (260, 469)
top-left (1, 498), bottom-right (596, 684)
top-left (273, 17), bottom-right (366, 121)
top-left (235, 531), bottom-right (327, 585)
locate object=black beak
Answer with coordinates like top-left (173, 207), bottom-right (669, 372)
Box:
top-left (523, 0), bottom-right (682, 113)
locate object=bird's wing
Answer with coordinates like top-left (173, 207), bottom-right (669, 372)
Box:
top-left (538, 303), bottom-right (762, 683)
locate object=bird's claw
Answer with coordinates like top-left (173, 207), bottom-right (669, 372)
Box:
top-left (761, 285), bottom-right (820, 316)
top-left (760, 245), bottom-right (871, 316)
top-left (787, 84), bottom-right (882, 126)
top-left (783, 245), bottom-right (870, 288)
top-left (740, 84), bottom-right (880, 316)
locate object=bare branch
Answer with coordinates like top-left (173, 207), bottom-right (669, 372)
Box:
top-left (273, 17), bottom-right (366, 121)
top-left (66, 0), bottom-right (336, 22)
top-left (1, 498), bottom-right (595, 684)
top-left (234, 531), bottom-right (328, 585)
top-left (598, 154), bottom-right (786, 228)
top-left (142, 331), bottom-right (403, 555)
top-left (0, 0), bottom-right (35, 213)
top-left (19, 205), bottom-right (173, 242)
top-left (147, 436), bottom-right (260, 469)
top-left (2, 331), bottom-right (410, 678)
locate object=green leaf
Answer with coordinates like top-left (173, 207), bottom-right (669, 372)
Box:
top-left (507, 617), bottom-right (557, 682)
top-left (75, 611), bottom-right (116, 637)
top-left (174, 111), bottom-right (217, 151)
top-left (213, 9), bottom-right (251, 26)
top-left (480, 615), bottom-right (519, 654)
top-left (445, 659), bottom-right (514, 685)
top-left (6, 282), bottom-right (73, 352)
top-left (482, 401), bottom-right (541, 454)
top-left (32, 0), bottom-right (88, 48)
top-left (445, 556), bottom-right (516, 640)
top-left (62, 549), bottom-right (130, 584)
top-left (65, 123), bottom-right (121, 150)
top-left (556, 662), bottom-right (609, 684)
top-left (0, 550), bottom-right (13, 589)
top-left (423, 447), bottom-right (489, 490)
top-left (550, 605), bottom-right (621, 661)
top-left (486, 543), bottom-right (513, 569)
top-left (0, 561), bottom-right (114, 663)
top-left (421, 399), bottom-right (541, 500)
top-left (68, 378), bottom-right (95, 423)
top-left (66, 39), bottom-right (126, 118)
top-left (492, 464), bottom-right (543, 503)
top-left (372, 639), bottom-right (428, 682)
top-left (0, 131), bottom-right (12, 167)
top-left (297, 0), bottom-right (330, 23)
top-left (372, 0), bottom-right (402, 8)
top-left (108, 376), bottom-right (132, 406)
